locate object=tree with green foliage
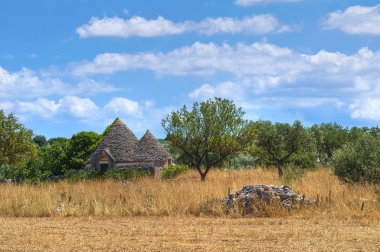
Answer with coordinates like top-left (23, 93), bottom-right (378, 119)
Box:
top-left (32, 135), bottom-right (48, 147)
top-left (40, 138), bottom-right (70, 176)
top-left (310, 123), bottom-right (349, 166)
top-left (66, 131), bottom-right (100, 170)
top-left (162, 98), bottom-right (254, 181)
top-left (252, 120), bottom-right (311, 177)
top-left (48, 137), bottom-right (68, 145)
top-left (0, 110), bottom-right (37, 168)
top-left (158, 138), bottom-right (189, 165)
top-left (333, 132), bottom-right (380, 183)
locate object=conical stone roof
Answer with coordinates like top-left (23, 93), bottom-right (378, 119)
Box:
top-left (135, 130), bottom-right (172, 162)
top-left (89, 118), bottom-right (139, 163)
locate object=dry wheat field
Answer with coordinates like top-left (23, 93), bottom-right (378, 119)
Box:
top-left (0, 168), bottom-right (379, 251)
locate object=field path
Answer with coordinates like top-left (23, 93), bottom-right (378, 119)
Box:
top-left (0, 216), bottom-right (379, 251)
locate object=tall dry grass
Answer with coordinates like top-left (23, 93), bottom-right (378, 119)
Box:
top-left (0, 168), bottom-right (378, 218)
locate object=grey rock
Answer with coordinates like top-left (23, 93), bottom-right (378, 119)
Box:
top-left (223, 184), bottom-right (312, 215)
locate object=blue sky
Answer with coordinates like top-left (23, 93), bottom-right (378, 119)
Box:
top-left (1, 0), bottom-right (380, 139)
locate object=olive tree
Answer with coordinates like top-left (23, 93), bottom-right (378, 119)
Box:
top-left (333, 132), bottom-right (380, 183)
top-left (0, 110), bottom-right (36, 168)
top-left (253, 120), bottom-right (311, 177)
top-left (162, 98), bottom-right (254, 181)
top-left (310, 123), bottom-right (348, 166)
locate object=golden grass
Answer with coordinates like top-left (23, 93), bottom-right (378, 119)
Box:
top-left (0, 169), bottom-right (379, 251)
top-left (0, 168), bottom-right (378, 219)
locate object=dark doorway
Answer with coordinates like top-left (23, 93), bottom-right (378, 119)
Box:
top-left (100, 163), bottom-right (109, 173)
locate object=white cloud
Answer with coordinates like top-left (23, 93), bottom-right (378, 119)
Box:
top-left (73, 42), bottom-right (380, 122)
top-left (77, 16), bottom-right (186, 38)
top-left (76, 15), bottom-right (288, 38)
top-left (73, 42), bottom-right (303, 77)
top-left (104, 97), bottom-right (140, 116)
top-left (74, 42), bottom-right (380, 93)
top-left (2, 96), bottom-right (147, 122)
top-left (235, 0), bottom-right (300, 7)
top-left (0, 66), bottom-right (117, 99)
top-left (188, 84), bottom-right (216, 100)
top-left (0, 67), bottom-right (48, 98)
top-left (17, 98), bottom-right (60, 118)
top-left (59, 96), bottom-right (99, 119)
top-left (189, 82), bottom-right (246, 101)
top-left (0, 101), bottom-right (15, 112)
top-left (194, 15), bottom-right (289, 35)
top-left (0, 96), bottom-right (174, 135)
top-left (73, 78), bottom-right (118, 95)
top-left (7, 96), bottom-right (99, 120)
top-left (325, 5), bottom-right (380, 35)
top-left (350, 98), bottom-right (380, 120)
top-left (119, 42), bottom-right (378, 121)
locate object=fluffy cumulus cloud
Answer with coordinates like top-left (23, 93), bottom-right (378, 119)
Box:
top-left (73, 42), bottom-right (380, 92)
top-left (73, 42), bottom-right (303, 77)
top-left (0, 94), bottom-right (175, 133)
top-left (104, 97), bottom-right (140, 116)
top-left (349, 98), bottom-right (380, 121)
top-left (189, 82), bottom-right (246, 101)
top-left (325, 5), bottom-right (380, 35)
top-left (196, 15), bottom-right (290, 35)
top-left (0, 66), bottom-right (117, 99)
top-left (235, 0), bottom-right (300, 7)
top-left (59, 96), bottom-right (99, 119)
top-left (0, 64), bottom-right (175, 133)
top-left (16, 98), bottom-right (60, 118)
top-left (71, 41), bottom-right (380, 121)
top-left (76, 15), bottom-right (289, 38)
top-left (1, 96), bottom-right (99, 121)
top-left (0, 67), bottom-right (57, 98)
top-left (77, 16), bottom-right (186, 38)
top-left (4, 39), bottom-right (380, 128)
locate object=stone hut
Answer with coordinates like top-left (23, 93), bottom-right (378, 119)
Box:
top-left (135, 130), bottom-right (173, 167)
top-left (86, 118), bottom-right (172, 173)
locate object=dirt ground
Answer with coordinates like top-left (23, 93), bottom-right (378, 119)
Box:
top-left (0, 216), bottom-right (379, 251)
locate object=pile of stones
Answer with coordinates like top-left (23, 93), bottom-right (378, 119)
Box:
top-left (223, 184), bottom-right (312, 215)
top-left (0, 178), bottom-right (22, 184)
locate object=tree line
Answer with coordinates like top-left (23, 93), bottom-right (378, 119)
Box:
top-left (163, 98), bottom-right (379, 182)
top-left (1, 97), bottom-right (380, 183)
top-left (0, 112), bottom-right (100, 182)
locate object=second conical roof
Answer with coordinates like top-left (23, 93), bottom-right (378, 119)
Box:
top-left (135, 130), bottom-right (171, 162)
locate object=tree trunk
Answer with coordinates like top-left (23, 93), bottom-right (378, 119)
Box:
top-left (277, 161), bottom-right (283, 178)
top-left (200, 173), bottom-right (207, 181)
top-left (195, 164), bottom-right (210, 182)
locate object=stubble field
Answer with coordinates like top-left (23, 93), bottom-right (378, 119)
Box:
top-left (0, 216), bottom-right (379, 251)
top-left (0, 168), bottom-right (379, 251)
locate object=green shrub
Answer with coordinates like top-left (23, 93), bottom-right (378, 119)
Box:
top-left (0, 163), bottom-right (52, 183)
top-left (0, 165), bottom-right (25, 179)
top-left (162, 164), bottom-right (188, 179)
top-left (64, 169), bottom-right (100, 182)
top-left (223, 153), bottom-right (258, 169)
top-left (103, 168), bottom-right (150, 180)
top-left (285, 152), bottom-right (317, 169)
top-left (333, 134), bottom-right (380, 184)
